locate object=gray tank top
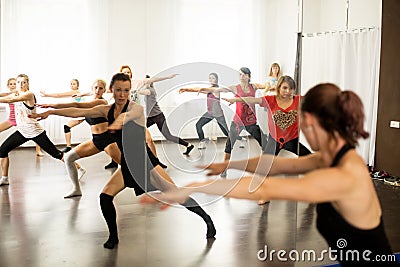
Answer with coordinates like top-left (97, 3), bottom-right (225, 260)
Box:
top-left (145, 86), bottom-right (162, 117)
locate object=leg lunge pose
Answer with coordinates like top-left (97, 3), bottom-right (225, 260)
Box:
top-left (0, 77), bottom-right (44, 158)
top-left (35, 79), bottom-right (117, 197)
top-left (105, 73), bottom-right (215, 248)
top-left (224, 75), bottom-right (311, 157)
top-left (103, 107), bottom-right (215, 249)
top-left (32, 76), bottom-right (173, 197)
top-left (0, 74), bottom-right (63, 186)
top-left (198, 68), bottom-right (266, 175)
top-left (33, 73), bottom-right (216, 245)
top-left (179, 73), bottom-right (229, 149)
top-left (140, 74), bottom-right (194, 155)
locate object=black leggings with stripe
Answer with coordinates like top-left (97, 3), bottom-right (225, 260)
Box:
top-left (0, 130), bottom-right (63, 159)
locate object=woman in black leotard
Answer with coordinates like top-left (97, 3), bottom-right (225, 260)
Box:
top-left (33, 73), bottom-right (216, 249)
top-left (142, 83), bottom-right (399, 266)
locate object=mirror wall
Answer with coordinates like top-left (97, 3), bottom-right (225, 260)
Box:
top-left (0, 0), bottom-right (382, 266)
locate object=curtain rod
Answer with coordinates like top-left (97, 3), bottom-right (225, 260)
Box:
top-left (302, 26), bottom-right (379, 37)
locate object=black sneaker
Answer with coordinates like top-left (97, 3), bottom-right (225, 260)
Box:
top-left (104, 161), bottom-right (118, 169)
top-left (61, 146), bottom-right (72, 153)
top-left (183, 144), bottom-right (194, 155)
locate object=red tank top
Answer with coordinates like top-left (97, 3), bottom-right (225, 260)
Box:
top-left (233, 84), bottom-right (257, 126)
top-left (261, 95), bottom-right (301, 147)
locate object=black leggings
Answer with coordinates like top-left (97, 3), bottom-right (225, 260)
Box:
top-left (195, 112), bottom-right (229, 141)
top-left (0, 130), bottom-right (63, 159)
top-left (146, 112), bottom-right (189, 146)
top-left (224, 122), bottom-right (265, 154)
top-left (263, 134), bottom-right (311, 156)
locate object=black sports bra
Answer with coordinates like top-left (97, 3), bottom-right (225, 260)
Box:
top-left (84, 98), bottom-right (108, 125)
top-left (84, 116), bottom-right (108, 125)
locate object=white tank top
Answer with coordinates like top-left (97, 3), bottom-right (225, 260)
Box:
top-left (15, 101), bottom-right (44, 138)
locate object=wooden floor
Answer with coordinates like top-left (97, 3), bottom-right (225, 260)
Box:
top-left (0, 139), bottom-right (399, 267)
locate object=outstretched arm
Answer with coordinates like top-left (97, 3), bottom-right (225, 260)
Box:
top-left (40, 90), bottom-right (81, 98)
top-left (178, 87), bottom-right (214, 94)
top-left (0, 91), bottom-right (13, 97)
top-left (0, 91), bottom-right (33, 103)
top-left (253, 83), bottom-right (266, 90)
top-left (147, 74), bottom-right (178, 84)
top-left (201, 153), bottom-right (321, 177)
top-left (223, 96), bottom-right (263, 105)
top-left (30, 105), bottom-right (107, 120)
top-left (137, 74), bottom-right (178, 95)
top-left (37, 99), bottom-right (107, 109)
top-left (142, 165), bottom-right (353, 207)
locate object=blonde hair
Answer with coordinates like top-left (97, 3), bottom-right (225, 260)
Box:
top-left (92, 79), bottom-right (107, 89)
top-left (7, 78), bottom-right (16, 87)
top-left (16, 74), bottom-right (29, 89)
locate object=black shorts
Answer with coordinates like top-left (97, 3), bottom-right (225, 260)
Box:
top-left (92, 131), bottom-right (115, 151)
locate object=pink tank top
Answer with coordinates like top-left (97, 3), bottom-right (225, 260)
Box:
top-left (233, 84), bottom-right (257, 126)
top-left (8, 103), bottom-right (17, 126)
top-left (206, 93), bottom-right (223, 117)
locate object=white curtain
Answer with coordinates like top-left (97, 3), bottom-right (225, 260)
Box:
top-left (0, 0), bottom-right (108, 91)
top-left (301, 29), bottom-right (381, 165)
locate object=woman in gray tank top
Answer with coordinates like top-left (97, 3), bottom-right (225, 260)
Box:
top-left (142, 75), bottom-right (195, 156)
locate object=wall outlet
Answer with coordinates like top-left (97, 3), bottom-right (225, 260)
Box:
top-left (390, 120), bottom-right (400, 128)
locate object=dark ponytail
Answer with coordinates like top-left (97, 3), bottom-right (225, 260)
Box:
top-left (301, 83), bottom-right (369, 146)
top-left (338, 91), bottom-right (370, 142)
top-left (109, 73), bottom-right (131, 91)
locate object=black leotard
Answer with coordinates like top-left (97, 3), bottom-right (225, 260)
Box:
top-left (316, 144), bottom-right (398, 266)
top-left (107, 101), bottom-right (159, 194)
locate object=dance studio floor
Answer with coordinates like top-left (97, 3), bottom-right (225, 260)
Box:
top-left (0, 139), bottom-right (399, 267)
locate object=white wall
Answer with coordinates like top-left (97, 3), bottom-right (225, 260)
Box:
top-left (348, 0), bottom-right (381, 29)
top-left (8, 0), bottom-right (383, 144)
top-left (303, 0), bottom-right (381, 33)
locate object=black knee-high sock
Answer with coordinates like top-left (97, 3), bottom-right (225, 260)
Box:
top-left (181, 197), bottom-right (216, 238)
top-left (100, 193), bottom-right (119, 249)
